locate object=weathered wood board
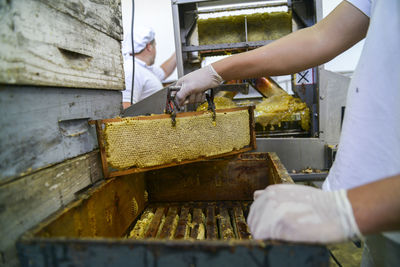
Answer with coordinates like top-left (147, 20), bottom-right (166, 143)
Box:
top-left (35, 173), bottom-right (146, 239)
top-left (145, 153), bottom-right (272, 202)
top-left (266, 152), bottom-right (294, 185)
top-left (0, 85), bottom-right (122, 181)
top-left (0, 0), bottom-right (124, 89)
top-left (40, 0), bottom-right (123, 41)
top-left (0, 151), bottom-right (103, 267)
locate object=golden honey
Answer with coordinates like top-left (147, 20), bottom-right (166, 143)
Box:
top-left (255, 94), bottom-right (310, 131)
top-left (198, 12), bottom-right (292, 45)
top-left (103, 110), bottom-right (251, 170)
top-left (196, 96), bottom-right (237, 111)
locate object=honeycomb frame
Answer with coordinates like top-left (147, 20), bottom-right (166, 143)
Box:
top-left (92, 106), bottom-right (256, 178)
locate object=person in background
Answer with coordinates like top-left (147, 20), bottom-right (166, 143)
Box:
top-left (122, 26), bottom-right (176, 109)
top-left (174, 0), bottom-right (400, 265)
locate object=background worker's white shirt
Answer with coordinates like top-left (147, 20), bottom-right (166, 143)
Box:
top-left (122, 57), bottom-right (165, 104)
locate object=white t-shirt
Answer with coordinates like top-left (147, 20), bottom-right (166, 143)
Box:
top-left (323, 0), bottom-right (400, 191)
top-left (346, 0), bottom-right (372, 17)
top-left (122, 57), bottom-right (165, 104)
top-left (323, 0), bottom-right (400, 245)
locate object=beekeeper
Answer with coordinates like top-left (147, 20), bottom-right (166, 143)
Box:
top-left (174, 0), bottom-right (400, 265)
top-left (122, 26), bottom-right (176, 108)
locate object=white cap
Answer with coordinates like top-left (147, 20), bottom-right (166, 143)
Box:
top-left (133, 26), bottom-right (155, 54)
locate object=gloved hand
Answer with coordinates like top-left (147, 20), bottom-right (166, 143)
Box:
top-left (247, 184), bottom-right (362, 243)
top-left (175, 64), bottom-right (224, 106)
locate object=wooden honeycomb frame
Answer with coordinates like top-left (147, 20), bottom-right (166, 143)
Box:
top-left (90, 106), bottom-right (256, 178)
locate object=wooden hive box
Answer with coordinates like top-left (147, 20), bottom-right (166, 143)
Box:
top-left (0, 0), bottom-right (124, 89)
top-left (0, 1), bottom-right (124, 265)
top-left (17, 153), bottom-right (329, 266)
top-left (0, 0), bottom-right (125, 181)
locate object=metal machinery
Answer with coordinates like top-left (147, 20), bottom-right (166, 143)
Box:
top-left (170, 0), bottom-right (351, 181)
top-left (123, 0), bottom-right (351, 181)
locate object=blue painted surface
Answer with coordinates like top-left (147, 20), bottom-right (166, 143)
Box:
top-left (18, 239), bottom-right (329, 267)
top-left (0, 85), bottom-right (122, 180)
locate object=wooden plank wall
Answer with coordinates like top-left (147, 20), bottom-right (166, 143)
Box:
top-left (40, 0), bottom-right (123, 40)
top-left (0, 0), bottom-right (124, 89)
top-left (0, 151), bottom-right (103, 267)
top-left (0, 86), bottom-right (122, 181)
top-left (0, 0), bottom-right (125, 265)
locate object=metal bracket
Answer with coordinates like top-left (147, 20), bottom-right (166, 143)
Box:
top-left (206, 89), bottom-right (216, 121)
top-left (166, 86), bottom-right (181, 126)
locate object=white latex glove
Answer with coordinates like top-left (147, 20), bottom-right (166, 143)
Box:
top-left (175, 65), bottom-right (224, 106)
top-left (247, 184), bottom-right (362, 243)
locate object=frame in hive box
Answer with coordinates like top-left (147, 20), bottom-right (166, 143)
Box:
top-left (17, 152), bottom-right (329, 266)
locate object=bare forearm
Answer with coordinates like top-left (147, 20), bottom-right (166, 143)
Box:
top-left (122, 102), bottom-right (131, 109)
top-left (213, 1), bottom-right (369, 81)
top-left (212, 27), bottom-right (323, 80)
top-left (348, 174), bottom-right (400, 235)
top-left (161, 53), bottom-right (177, 78)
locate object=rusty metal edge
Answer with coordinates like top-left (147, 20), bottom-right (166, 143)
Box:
top-left (18, 233), bottom-right (328, 249)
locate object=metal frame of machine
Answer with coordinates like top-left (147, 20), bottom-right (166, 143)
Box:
top-left (169, 0), bottom-right (352, 178)
top-left (125, 0), bottom-right (350, 179)
top-left (171, 0), bottom-right (322, 131)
